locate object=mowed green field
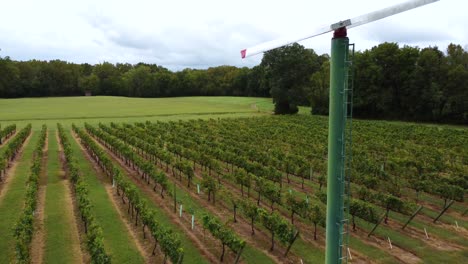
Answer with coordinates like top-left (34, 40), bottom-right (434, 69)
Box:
top-left (0, 96), bottom-right (277, 129)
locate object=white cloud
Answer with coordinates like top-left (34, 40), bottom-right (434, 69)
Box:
top-left (0, 0), bottom-right (465, 70)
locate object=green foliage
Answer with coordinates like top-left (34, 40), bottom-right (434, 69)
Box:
top-left (13, 125), bottom-right (46, 263)
top-left (115, 116), bottom-right (465, 223)
top-left (239, 199), bottom-right (260, 235)
top-left (435, 182), bottom-right (465, 203)
top-left (2, 41), bottom-right (468, 123)
top-left (259, 209), bottom-right (297, 251)
top-left (79, 124), bottom-right (184, 263)
top-left (0, 59), bottom-right (267, 98)
top-left (353, 43), bottom-right (468, 123)
top-left (308, 59), bottom-right (330, 115)
top-left (349, 199), bottom-right (378, 229)
top-left (57, 124), bottom-right (111, 263)
top-left (1, 124), bottom-right (31, 180)
top-left (201, 214), bottom-right (245, 261)
top-left (286, 192), bottom-right (309, 223)
top-left (0, 124), bottom-right (16, 144)
top-left (261, 43), bottom-right (319, 114)
top-left (308, 204), bottom-right (325, 240)
top-left (201, 173), bottom-right (218, 203)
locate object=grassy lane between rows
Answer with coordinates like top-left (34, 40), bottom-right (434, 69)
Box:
top-left (356, 217), bottom-right (468, 264)
top-left (0, 131), bottom-right (37, 263)
top-left (289, 175), bottom-right (468, 247)
top-left (158, 183), bottom-right (275, 264)
top-left (164, 152), bottom-right (392, 263)
top-left (88, 142), bottom-right (212, 264)
top-left (43, 130), bottom-right (82, 263)
top-left (85, 124), bottom-right (285, 263)
top-left (66, 130), bottom-right (145, 264)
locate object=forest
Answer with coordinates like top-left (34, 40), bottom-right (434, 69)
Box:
top-left (0, 42), bottom-right (467, 124)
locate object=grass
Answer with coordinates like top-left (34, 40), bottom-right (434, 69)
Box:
top-left (43, 130), bottom-right (82, 263)
top-left (66, 129), bottom-right (145, 263)
top-left (168, 181), bottom-right (276, 264)
top-left (85, 128), bottom-right (273, 263)
top-left (0, 96), bottom-right (465, 263)
top-left (123, 182), bottom-right (211, 264)
top-left (236, 166), bottom-right (465, 264)
top-left (203, 177), bottom-right (395, 263)
top-left (285, 170), bottom-right (468, 245)
top-left (174, 168), bottom-right (323, 263)
top-left (390, 210), bottom-right (468, 247)
top-left (0, 96), bottom-right (273, 130)
top-left (356, 217), bottom-right (468, 264)
top-left (98, 150), bottom-right (212, 264)
top-left (0, 132), bottom-right (37, 263)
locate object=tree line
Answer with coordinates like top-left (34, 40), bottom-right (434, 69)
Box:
top-left (0, 42), bottom-right (466, 124)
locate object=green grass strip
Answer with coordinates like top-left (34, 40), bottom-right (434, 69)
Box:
top-left (167, 180), bottom-right (277, 264)
top-left (43, 130), bottom-right (82, 263)
top-left (357, 218), bottom-right (468, 263)
top-left (90, 124), bottom-right (275, 263)
top-left (291, 175), bottom-right (468, 248)
top-left (0, 131), bottom-right (37, 263)
top-left (101, 154), bottom-right (210, 264)
top-left (66, 130), bottom-right (144, 263)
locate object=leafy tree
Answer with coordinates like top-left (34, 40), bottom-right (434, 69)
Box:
top-left (0, 57), bottom-right (20, 97)
top-left (122, 65), bottom-right (154, 97)
top-left (308, 59), bottom-right (330, 115)
top-left (261, 43), bottom-right (319, 114)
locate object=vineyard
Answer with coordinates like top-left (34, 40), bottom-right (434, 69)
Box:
top-left (0, 114), bottom-right (466, 263)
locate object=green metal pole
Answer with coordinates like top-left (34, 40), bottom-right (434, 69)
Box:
top-left (325, 28), bottom-right (349, 264)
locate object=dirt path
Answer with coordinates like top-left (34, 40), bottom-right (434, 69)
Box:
top-left (210, 166), bottom-right (433, 264)
top-left (180, 157), bottom-right (377, 263)
top-left (412, 209), bottom-right (468, 237)
top-left (30, 132), bottom-right (48, 264)
top-left (353, 227), bottom-right (420, 264)
top-left (71, 131), bottom-right (158, 263)
top-left (0, 132), bottom-right (32, 202)
top-left (192, 167), bottom-right (376, 264)
top-left (249, 163), bottom-right (468, 254)
top-left (385, 218), bottom-right (463, 251)
top-left (55, 131), bottom-right (86, 264)
top-left (287, 172), bottom-right (468, 227)
top-left (106, 185), bottom-right (160, 263)
top-left (97, 130), bottom-right (370, 263)
top-left (417, 199), bottom-right (468, 221)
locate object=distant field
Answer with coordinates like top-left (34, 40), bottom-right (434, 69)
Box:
top-left (0, 96), bottom-right (277, 129)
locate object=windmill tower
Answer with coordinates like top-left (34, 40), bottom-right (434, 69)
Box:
top-left (240, 0), bottom-right (439, 263)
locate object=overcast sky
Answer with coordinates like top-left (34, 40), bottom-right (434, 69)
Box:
top-left (0, 0), bottom-right (465, 70)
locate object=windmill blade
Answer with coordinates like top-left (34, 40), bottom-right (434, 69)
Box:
top-left (346, 0), bottom-right (439, 30)
top-left (241, 0), bottom-right (439, 58)
top-left (240, 25), bottom-right (332, 59)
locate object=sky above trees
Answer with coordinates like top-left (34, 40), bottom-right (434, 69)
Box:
top-left (0, 0), bottom-right (466, 70)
